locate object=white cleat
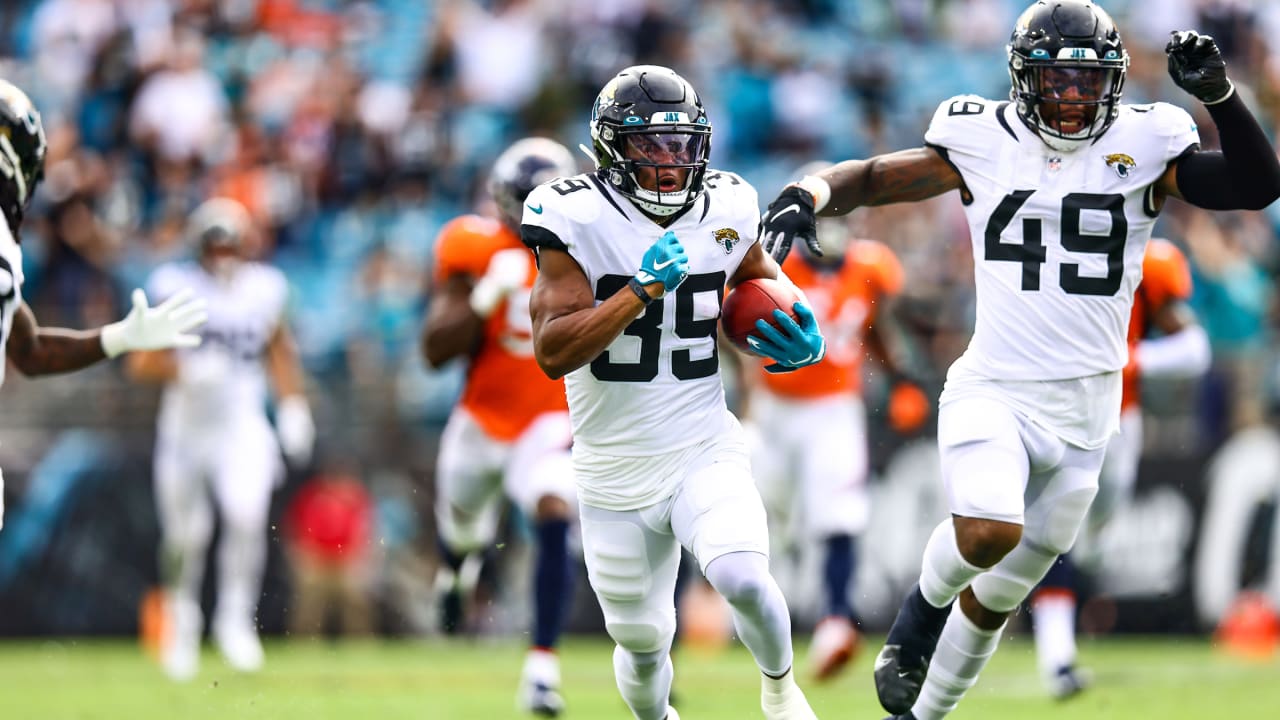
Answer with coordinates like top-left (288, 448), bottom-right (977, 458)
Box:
top-left (162, 594), bottom-right (202, 682)
top-left (664, 707), bottom-right (680, 720)
top-left (517, 648), bottom-right (565, 716)
top-left (213, 617), bottom-right (264, 673)
top-left (761, 668), bottom-right (819, 719)
top-left (807, 616), bottom-right (859, 682)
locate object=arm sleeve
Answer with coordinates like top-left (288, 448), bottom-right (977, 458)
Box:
top-left (1175, 92), bottom-right (1280, 210)
top-left (1136, 324), bottom-right (1210, 378)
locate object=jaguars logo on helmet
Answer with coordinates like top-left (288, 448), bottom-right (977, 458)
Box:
top-left (1007, 0), bottom-right (1128, 152)
top-left (588, 65), bottom-right (712, 217)
top-left (0, 79), bottom-right (47, 235)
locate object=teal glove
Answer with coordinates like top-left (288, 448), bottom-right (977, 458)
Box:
top-left (747, 302), bottom-right (826, 374)
top-left (634, 231), bottom-right (690, 293)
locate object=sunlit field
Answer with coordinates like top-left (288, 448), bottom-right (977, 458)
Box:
top-left (0, 634), bottom-right (1276, 719)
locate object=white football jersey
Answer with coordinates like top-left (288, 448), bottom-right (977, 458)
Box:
top-left (522, 170), bottom-right (758, 458)
top-left (925, 95), bottom-right (1199, 381)
top-left (147, 261), bottom-right (288, 430)
top-left (0, 222), bottom-right (23, 389)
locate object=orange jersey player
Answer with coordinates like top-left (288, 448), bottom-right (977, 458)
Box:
top-left (742, 195), bottom-right (925, 683)
top-left (1031, 238), bottom-right (1208, 699)
top-left (420, 138), bottom-right (580, 716)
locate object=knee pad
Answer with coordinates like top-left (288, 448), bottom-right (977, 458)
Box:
top-left (606, 613), bottom-right (675, 655)
top-left (703, 551), bottom-right (771, 609)
top-left (1025, 485), bottom-right (1097, 556)
top-left (435, 501), bottom-right (499, 555)
top-left (971, 539), bottom-right (1058, 614)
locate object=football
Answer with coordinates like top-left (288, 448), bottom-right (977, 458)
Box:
top-left (721, 277), bottom-right (801, 354)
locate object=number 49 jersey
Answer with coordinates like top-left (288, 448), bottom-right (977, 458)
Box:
top-left (925, 95), bottom-right (1199, 380)
top-left (522, 170), bottom-right (758, 456)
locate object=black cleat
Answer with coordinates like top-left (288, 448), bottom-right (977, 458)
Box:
top-left (1048, 664), bottom-right (1091, 701)
top-left (875, 584), bottom-right (952, 714)
top-left (874, 645), bottom-right (928, 715)
top-left (882, 714), bottom-right (918, 720)
top-left (439, 585), bottom-right (464, 634)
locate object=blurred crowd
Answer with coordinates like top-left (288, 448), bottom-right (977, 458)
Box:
top-left (2, 0), bottom-right (1280, 636)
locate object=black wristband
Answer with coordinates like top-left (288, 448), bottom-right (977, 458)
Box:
top-left (627, 276), bottom-right (654, 306)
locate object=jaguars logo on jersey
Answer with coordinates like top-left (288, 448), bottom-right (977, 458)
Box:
top-left (1105, 153), bottom-right (1137, 178)
top-left (713, 227), bottom-right (740, 254)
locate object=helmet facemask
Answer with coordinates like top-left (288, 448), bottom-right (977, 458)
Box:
top-left (598, 127), bottom-right (710, 216)
top-left (1010, 54), bottom-right (1125, 152)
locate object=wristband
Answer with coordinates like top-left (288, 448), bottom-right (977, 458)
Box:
top-left (627, 277), bottom-right (654, 306)
top-left (794, 174), bottom-right (832, 212)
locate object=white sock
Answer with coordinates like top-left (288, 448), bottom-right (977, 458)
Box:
top-left (704, 551), bottom-right (794, 676)
top-left (216, 523), bottom-right (266, 628)
top-left (613, 645), bottom-right (673, 720)
top-left (911, 606), bottom-right (1005, 720)
top-left (919, 519), bottom-right (986, 608)
top-left (1032, 591), bottom-right (1077, 678)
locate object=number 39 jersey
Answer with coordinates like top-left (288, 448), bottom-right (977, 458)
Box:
top-left (925, 95), bottom-right (1199, 381)
top-left (522, 171), bottom-right (758, 456)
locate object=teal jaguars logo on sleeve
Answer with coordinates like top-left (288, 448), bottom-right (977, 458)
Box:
top-left (713, 228), bottom-right (740, 254)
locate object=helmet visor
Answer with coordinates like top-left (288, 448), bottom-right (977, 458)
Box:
top-left (1033, 66), bottom-right (1118, 137)
top-left (622, 131), bottom-right (708, 167)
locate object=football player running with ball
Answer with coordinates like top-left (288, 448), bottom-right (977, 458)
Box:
top-left (757, 2), bottom-right (1280, 719)
top-left (525, 65), bottom-right (825, 720)
top-left (0, 79), bottom-right (207, 533)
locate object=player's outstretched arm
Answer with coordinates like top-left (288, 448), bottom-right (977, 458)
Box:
top-left (760, 149), bottom-right (961, 262)
top-left (530, 233), bottom-right (687, 380)
top-left (8, 289), bottom-right (206, 376)
top-left (1158, 30), bottom-right (1280, 210)
top-left (421, 273), bottom-right (485, 368)
top-left (266, 325), bottom-right (314, 467)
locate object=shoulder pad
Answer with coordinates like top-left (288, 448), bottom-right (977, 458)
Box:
top-left (924, 95), bottom-right (1010, 156)
top-left (703, 169), bottom-right (759, 225)
top-left (521, 173), bottom-right (615, 254)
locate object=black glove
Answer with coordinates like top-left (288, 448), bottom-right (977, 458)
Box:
top-left (759, 185), bottom-right (819, 263)
top-left (1166, 30), bottom-right (1234, 104)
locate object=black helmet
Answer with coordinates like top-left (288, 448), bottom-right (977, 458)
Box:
top-left (488, 137), bottom-right (577, 230)
top-left (589, 65), bottom-right (711, 217)
top-left (0, 79), bottom-right (47, 235)
top-left (1008, 0), bottom-right (1128, 152)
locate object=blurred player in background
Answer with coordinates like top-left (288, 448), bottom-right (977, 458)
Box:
top-left (739, 164), bottom-right (927, 682)
top-left (0, 79), bottom-right (207, 532)
top-left (758, 2), bottom-right (1280, 718)
top-left (421, 137), bottom-right (579, 716)
top-left (1031, 238), bottom-right (1208, 698)
top-left (525, 65), bottom-right (825, 720)
top-left (127, 197), bottom-right (314, 681)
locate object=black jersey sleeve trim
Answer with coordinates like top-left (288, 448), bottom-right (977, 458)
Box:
top-left (924, 143), bottom-right (974, 206)
top-left (995, 102), bottom-right (1018, 142)
top-left (589, 173), bottom-right (631, 220)
top-left (521, 224), bottom-right (568, 258)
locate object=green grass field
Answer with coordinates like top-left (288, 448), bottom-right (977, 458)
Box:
top-left (0, 635), bottom-right (1276, 719)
